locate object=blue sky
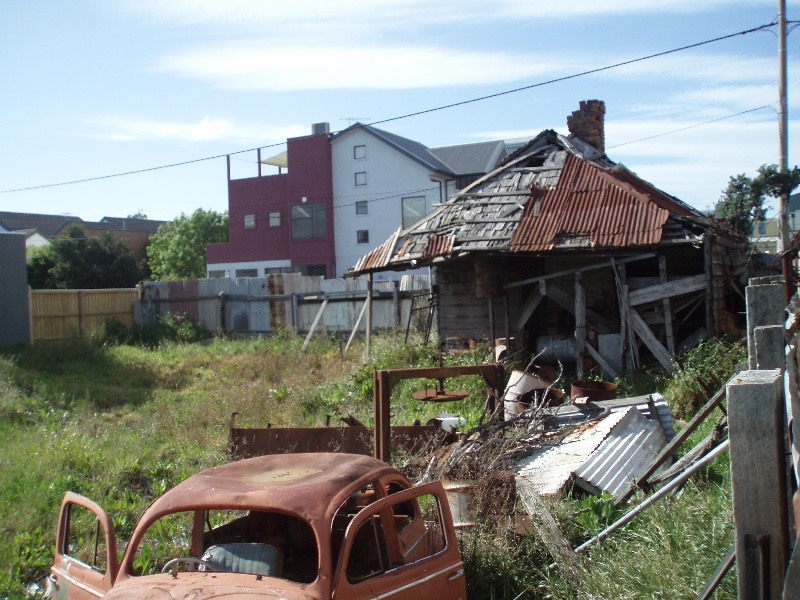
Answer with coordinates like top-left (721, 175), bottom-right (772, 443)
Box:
top-left (1, 0), bottom-right (799, 222)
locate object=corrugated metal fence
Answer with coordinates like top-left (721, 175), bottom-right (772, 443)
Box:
top-left (138, 273), bottom-right (431, 335)
top-left (28, 274), bottom-right (432, 341)
top-left (30, 288), bottom-right (139, 342)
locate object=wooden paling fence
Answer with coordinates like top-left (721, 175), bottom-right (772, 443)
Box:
top-left (29, 288), bottom-right (138, 342)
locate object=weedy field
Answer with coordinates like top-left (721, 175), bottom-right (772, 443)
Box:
top-left (0, 318), bottom-right (741, 599)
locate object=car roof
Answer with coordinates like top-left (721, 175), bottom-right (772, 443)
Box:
top-left (142, 453), bottom-right (400, 522)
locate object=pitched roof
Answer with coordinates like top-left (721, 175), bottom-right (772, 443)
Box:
top-left (97, 216), bottom-right (165, 233)
top-left (331, 123), bottom-right (456, 175)
top-left (429, 140), bottom-right (507, 176)
top-left (0, 211), bottom-right (84, 238)
top-left (348, 130), bottom-right (733, 275)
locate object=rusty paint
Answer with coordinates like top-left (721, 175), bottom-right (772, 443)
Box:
top-left (267, 273), bottom-right (287, 328)
top-left (511, 154), bottom-right (670, 252)
top-left (421, 235), bottom-right (454, 260)
top-left (229, 425), bottom-right (456, 461)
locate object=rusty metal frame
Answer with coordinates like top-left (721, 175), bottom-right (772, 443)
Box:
top-left (373, 364), bottom-right (504, 462)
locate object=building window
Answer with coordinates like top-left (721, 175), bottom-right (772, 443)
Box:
top-left (269, 211), bottom-right (281, 227)
top-left (235, 268), bottom-right (258, 277)
top-left (354, 145), bottom-right (366, 159)
top-left (265, 267), bottom-right (291, 275)
top-left (357, 230), bottom-right (369, 244)
top-left (402, 196), bottom-right (426, 229)
top-left (355, 172), bottom-right (367, 186)
top-left (355, 200), bottom-right (369, 215)
top-left (208, 270), bottom-right (228, 278)
top-left (291, 203), bottom-right (327, 239)
top-left (295, 264), bottom-right (327, 277)
top-left (758, 221), bottom-right (767, 235)
top-left (244, 214), bottom-right (256, 229)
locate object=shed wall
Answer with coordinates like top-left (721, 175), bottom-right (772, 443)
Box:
top-left (0, 232), bottom-right (30, 346)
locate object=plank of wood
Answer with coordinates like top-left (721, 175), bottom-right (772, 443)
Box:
top-left (658, 255), bottom-right (675, 356)
top-left (515, 287), bottom-right (543, 332)
top-left (575, 274), bottom-right (586, 379)
top-left (636, 380), bottom-right (728, 487)
top-left (627, 274), bottom-right (706, 306)
top-left (629, 308), bottom-right (676, 372)
top-left (505, 253), bottom-right (655, 290)
top-left (301, 298), bottom-right (329, 352)
top-left (517, 479), bottom-right (581, 587)
top-left (541, 280), bottom-right (615, 334)
top-left (344, 299), bottom-right (368, 355)
top-left (584, 342), bottom-right (618, 378)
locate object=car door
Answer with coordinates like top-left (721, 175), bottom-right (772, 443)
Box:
top-left (332, 482), bottom-right (467, 600)
top-left (49, 492), bottom-right (118, 600)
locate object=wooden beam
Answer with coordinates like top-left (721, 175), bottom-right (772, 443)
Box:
top-left (365, 273), bottom-right (373, 361)
top-left (627, 274), bottom-right (707, 306)
top-left (301, 298), bottom-right (328, 352)
top-left (575, 273), bottom-right (586, 379)
top-left (343, 299), bottom-right (368, 355)
top-left (541, 280), bottom-right (616, 334)
top-left (517, 479), bottom-right (581, 588)
top-left (585, 342), bottom-right (618, 379)
top-left (516, 288), bottom-right (543, 333)
top-left (637, 382), bottom-right (728, 487)
top-left (629, 308), bottom-right (676, 372)
top-left (505, 253), bottom-right (656, 290)
top-left (658, 255), bottom-right (675, 356)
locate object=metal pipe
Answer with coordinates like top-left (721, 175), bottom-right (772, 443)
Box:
top-left (574, 439), bottom-right (729, 554)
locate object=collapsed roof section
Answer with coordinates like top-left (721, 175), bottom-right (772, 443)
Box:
top-left (348, 129), bottom-right (738, 275)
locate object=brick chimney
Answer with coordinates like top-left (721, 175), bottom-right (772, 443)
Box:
top-left (567, 100), bottom-right (605, 153)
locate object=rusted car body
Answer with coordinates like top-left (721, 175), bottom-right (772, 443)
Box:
top-left (49, 453), bottom-right (467, 599)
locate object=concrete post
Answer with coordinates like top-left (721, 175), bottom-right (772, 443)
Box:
top-left (754, 325), bottom-right (787, 372)
top-left (747, 277), bottom-right (785, 369)
top-left (729, 369), bottom-right (788, 599)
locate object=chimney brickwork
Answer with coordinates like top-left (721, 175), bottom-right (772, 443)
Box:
top-left (567, 100), bottom-right (605, 153)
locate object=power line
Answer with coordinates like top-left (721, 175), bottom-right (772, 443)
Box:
top-left (607, 104), bottom-right (776, 149)
top-left (0, 21), bottom-right (777, 195)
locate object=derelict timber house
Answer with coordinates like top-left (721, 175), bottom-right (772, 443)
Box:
top-left (349, 102), bottom-right (747, 376)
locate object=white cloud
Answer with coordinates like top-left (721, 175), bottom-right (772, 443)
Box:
top-left (122, 0), bottom-right (788, 30)
top-left (89, 115), bottom-right (307, 144)
top-left (156, 44), bottom-right (569, 91)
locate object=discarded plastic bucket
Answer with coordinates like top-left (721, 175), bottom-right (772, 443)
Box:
top-left (503, 370), bottom-right (550, 421)
top-left (570, 380), bottom-right (617, 401)
top-left (442, 479), bottom-right (476, 532)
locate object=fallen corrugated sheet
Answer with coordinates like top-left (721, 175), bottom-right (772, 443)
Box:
top-left (542, 393), bottom-right (675, 442)
top-left (573, 407), bottom-right (668, 498)
top-left (515, 406), bottom-right (668, 500)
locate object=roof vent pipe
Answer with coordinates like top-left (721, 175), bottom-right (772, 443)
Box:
top-left (567, 100), bottom-right (605, 153)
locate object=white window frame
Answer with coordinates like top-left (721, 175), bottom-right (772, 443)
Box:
top-left (354, 144), bottom-right (366, 159)
top-left (244, 214), bottom-right (256, 229)
top-left (355, 171), bottom-right (367, 187)
top-left (355, 201), bottom-right (369, 215)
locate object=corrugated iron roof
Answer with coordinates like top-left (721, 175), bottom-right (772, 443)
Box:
top-left (347, 129), bottom-right (719, 276)
top-left (510, 153), bottom-right (670, 252)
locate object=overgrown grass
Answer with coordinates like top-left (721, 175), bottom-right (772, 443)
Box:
top-left (0, 330), bottom-right (740, 598)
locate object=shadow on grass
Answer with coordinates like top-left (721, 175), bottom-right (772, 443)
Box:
top-left (0, 336), bottom-right (159, 416)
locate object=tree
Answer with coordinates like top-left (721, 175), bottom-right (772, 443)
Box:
top-left (147, 209), bottom-right (228, 280)
top-left (127, 210), bottom-right (148, 219)
top-left (27, 225), bottom-right (142, 289)
top-left (714, 164), bottom-right (800, 237)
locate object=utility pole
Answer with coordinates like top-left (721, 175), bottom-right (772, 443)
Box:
top-left (779, 0), bottom-right (792, 301)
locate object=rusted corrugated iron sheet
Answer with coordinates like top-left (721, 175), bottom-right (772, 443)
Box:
top-left (511, 153), bottom-right (670, 252)
top-left (421, 235), bottom-right (454, 259)
top-left (350, 226), bottom-right (401, 273)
